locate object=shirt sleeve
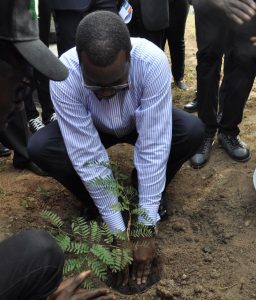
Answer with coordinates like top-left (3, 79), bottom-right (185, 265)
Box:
top-left (134, 48), bottom-right (172, 226)
top-left (50, 60), bottom-right (125, 233)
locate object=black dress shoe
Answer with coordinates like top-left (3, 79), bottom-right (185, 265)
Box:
top-left (190, 137), bottom-right (214, 169)
top-left (175, 80), bottom-right (189, 91)
top-left (183, 99), bottom-right (198, 113)
top-left (0, 143), bottom-right (11, 157)
top-left (218, 133), bottom-right (250, 162)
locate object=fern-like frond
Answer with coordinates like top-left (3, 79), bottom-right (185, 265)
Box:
top-left (55, 233), bottom-right (71, 251)
top-left (71, 217), bottom-right (90, 238)
top-left (131, 208), bottom-right (154, 225)
top-left (130, 224), bottom-right (153, 238)
top-left (41, 210), bottom-right (64, 228)
top-left (66, 241), bottom-right (90, 254)
top-left (91, 244), bottom-right (115, 268)
top-left (90, 221), bottom-right (102, 243)
top-left (114, 230), bottom-right (127, 241)
top-left (100, 223), bottom-right (114, 244)
top-left (88, 258), bottom-right (108, 281)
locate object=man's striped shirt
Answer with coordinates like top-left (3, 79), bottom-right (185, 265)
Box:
top-left (50, 37), bottom-right (172, 232)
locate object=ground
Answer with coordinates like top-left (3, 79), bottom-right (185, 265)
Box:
top-left (1, 15), bottom-right (256, 300)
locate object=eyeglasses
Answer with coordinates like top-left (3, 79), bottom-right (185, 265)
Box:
top-left (83, 82), bottom-right (129, 91)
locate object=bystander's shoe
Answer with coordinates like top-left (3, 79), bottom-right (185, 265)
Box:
top-left (45, 112), bottom-right (57, 125)
top-left (13, 161), bottom-right (48, 176)
top-left (28, 116), bottom-right (45, 133)
top-left (0, 143), bottom-right (11, 157)
top-left (175, 80), bottom-right (189, 91)
top-left (190, 137), bottom-right (214, 169)
top-left (218, 133), bottom-right (250, 162)
top-left (183, 99), bottom-right (198, 113)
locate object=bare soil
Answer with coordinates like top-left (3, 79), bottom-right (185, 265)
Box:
top-left (1, 16), bottom-right (256, 300)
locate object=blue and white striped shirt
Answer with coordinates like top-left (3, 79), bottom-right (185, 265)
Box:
top-left (50, 38), bottom-right (172, 232)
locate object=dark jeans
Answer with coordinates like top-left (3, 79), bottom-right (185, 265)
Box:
top-left (163, 0), bottom-right (190, 81)
top-left (0, 230), bottom-right (64, 300)
top-left (127, 0), bottom-right (164, 48)
top-left (28, 108), bottom-right (205, 207)
top-left (194, 4), bottom-right (256, 137)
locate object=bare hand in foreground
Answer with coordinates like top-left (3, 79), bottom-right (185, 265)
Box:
top-left (47, 270), bottom-right (116, 300)
top-left (131, 237), bottom-right (156, 285)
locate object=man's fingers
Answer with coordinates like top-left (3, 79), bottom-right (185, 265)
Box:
top-left (141, 264), bottom-right (151, 284)
top-left (122, 266), bottom-right (129, 286)
top-left (136, 263), bottom-right (145, 285)
top-left (232, 1), bottom-right (256, 16)
top-left (67, 271), bottom-right (91, 294)
top-left (240, 0), bottom-right (256, 10)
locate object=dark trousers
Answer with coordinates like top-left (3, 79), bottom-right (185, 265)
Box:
top-left (127, 0), bottom-right (165, 48)
top-left (194, 4), bottom-right (256, 137)
top-left (24, 0), bottom-right (55, 122)
top-left (0, 108), bottom-right (31, 167)
top-left (163, 0), bottom-right (190, 81)
top-left (28, 108), bottom-right (205, 207)
top-left (0, 230), bottom-right (64, 300)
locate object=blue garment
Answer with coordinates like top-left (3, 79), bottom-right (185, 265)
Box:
top-left (50, 0), bottom-right (91, 10)
top-left (50, 38), bottom-right (172, 232)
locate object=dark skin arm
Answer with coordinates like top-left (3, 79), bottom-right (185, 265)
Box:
top-left (47, 271), bottom-right (116, 300)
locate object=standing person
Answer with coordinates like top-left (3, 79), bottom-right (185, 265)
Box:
top-left (163, 0), bottom-right (190, 91)
top-left (183, 0), bottom-right (256, 113)
top-left (127, 0), bottom-right (169, 48)
top-left (189, 1), bottom-right (256, 168)
top-left (28, 11), bottom-right (205, 286)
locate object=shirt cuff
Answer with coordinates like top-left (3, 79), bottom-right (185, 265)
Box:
top-left (138, 203), bottom-right (160, 226)
top-left (83, 181), bottom-right (126, 233)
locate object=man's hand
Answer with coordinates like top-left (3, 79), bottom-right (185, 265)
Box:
top-left (132, 237), bottom-right (156, 285)
top-left (47, 271), bottom-right (115, 300)
top-left (215, 0), bottom-right (256, 24)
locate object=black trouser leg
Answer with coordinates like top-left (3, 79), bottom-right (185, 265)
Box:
top-left (194, 5), bottom-right (228, 137)
top-left (53, 10), bottom-right (85, 56)
top-left (127, 0), bottom-right (164, 48)
top-left (24, 93), bottom-right (39, 121)
top-left (218, 28), bottom-right (256, 136)
top-left (164, 0), bottom-right (190, 81)
top-left (36, 0), bottom-right (55, 122)
top-left (0, 108), bottom-right (31, 167)
top-left (165, 108), bottom-right (205, 185)
top-left (0, 230), bottom-right (64, 300)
